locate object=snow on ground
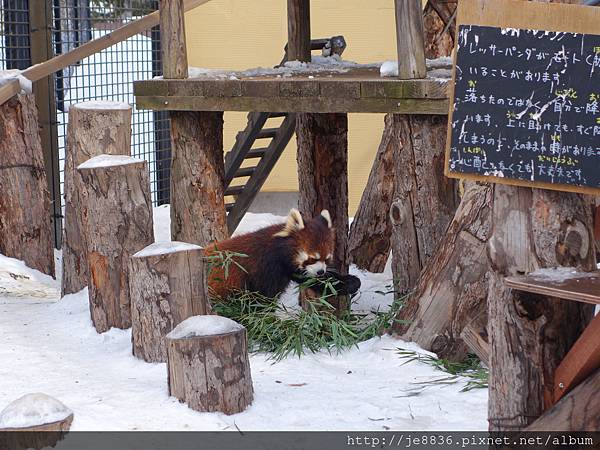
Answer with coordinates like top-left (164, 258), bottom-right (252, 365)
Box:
top-left (0, 208), bottom-right (488, 431)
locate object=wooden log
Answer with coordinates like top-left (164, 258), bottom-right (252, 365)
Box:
top-left (170, 111), bottom-right (228, 245)
top-left (460, 309), bottom-right (490, 367)
top-left (129, 241), bottom-right (210, 363)
top-left (287, 0), bottom-right (311, 62)
top-left (62, 101), bottom-right (132, 297)
top-left (392, 182), bottom-right (491, 361)
top-left (394, 0), bottom-right (427, 79)
top-left (487, 185), bottom-right (595, 431)
top-left (78, 155), bottom-right (154, 333)
top-left (166, 316), bottom-right (253, 415)
top-left (160, 0), bottom-right (188, 79)
top-left (0, 93), bottom-right (54, 277)
top-left (347, 114), bottom-right (396, 273)
top-left (297, 113), bottom-right (349, 313)
top-left (390, 114), bottom-right (459, 296)
top-left (526, 368), bottom-right (600, 432)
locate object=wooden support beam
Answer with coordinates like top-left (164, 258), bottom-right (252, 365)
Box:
top-left (394, 0), bottom-right (427, 79)
top-left (552, 311), bottom-right (600, 406)
top-left (287, 0), bottom-right (311, 62)
top-left (297, 113), bottom-right (349, 314)
top-left (160, 0), bottom-right (189, 79)
top-left (0, 79), bottom-right (20, 107)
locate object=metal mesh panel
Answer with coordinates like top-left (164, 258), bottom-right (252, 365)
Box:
top-left (52, 0), bottom-right (171, 207)
top-left (1, 0), bottom-right (31, 70)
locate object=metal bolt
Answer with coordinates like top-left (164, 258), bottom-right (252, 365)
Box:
top-left (558, 382), bottom-right (564, 389)
top-left (164, 101), bottom-right (169, 105)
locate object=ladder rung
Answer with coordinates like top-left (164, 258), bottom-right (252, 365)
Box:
top-left (246, 148), bottom-right (267, 158)
top-left (226, 203), bottom-right (234, 211)
top-left (225, 185), bottom-right (245, 196)
top-left (234, 166), bottom-right (256, 178)
top-left (256, 128), bottom-right (278, 139)
top-left (269, 112), bottom-right (287, 118)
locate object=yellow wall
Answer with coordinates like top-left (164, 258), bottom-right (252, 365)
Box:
top-left (184, 0), bottom-right (399, 214)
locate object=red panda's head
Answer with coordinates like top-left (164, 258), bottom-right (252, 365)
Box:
top-left (274, 208), bottom-right (334, 276)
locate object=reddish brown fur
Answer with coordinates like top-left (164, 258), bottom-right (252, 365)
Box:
top-left (206, 211), bottom-right (334, 299)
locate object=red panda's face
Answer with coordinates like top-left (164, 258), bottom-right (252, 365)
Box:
top-left (274, 209), bottom-right (335, 276)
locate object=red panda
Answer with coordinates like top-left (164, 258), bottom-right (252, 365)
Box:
top-left (206, 209), bottom-right (335, 299)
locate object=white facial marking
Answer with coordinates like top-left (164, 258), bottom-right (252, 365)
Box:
top-left (314, 252), bottom-right (320, 259)
top-left (305, 261), bottom-right (327, 276)
top-left (296, 251), bottom-right (309, 266)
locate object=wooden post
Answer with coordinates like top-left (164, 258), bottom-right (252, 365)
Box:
top-left (296, 113), bottom-right (349, 313)
top-left (62, 101), bottom-right (132, 297)
top-left (347, 114), bottom-right (396, 273)
top-left (392, 182), bottom-right (491, 361)
top-left (170, 111), bottom-right (228, 245)
top-left (129, 241), bottom-right (210, 362)
top-left (160, 0), bottom-right (227, 245)
top-left (78, 155), bottom-right (154, 333)
top-left (0, 93), bottom-right (54, 277)
top-left (166, 316), bottom-right (253, 415)
top-left (487, 186), bottom-right (595, 431)
top-left (390, 114), bottom-right (459, 296)
top-left (287, 0), bottom-right (311, 62)
top-left (394, 0), bottom-right (427, 79)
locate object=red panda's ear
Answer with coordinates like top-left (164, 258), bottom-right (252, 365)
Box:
top-left (274, 208), bottom-right (305, 237)
top-left (320, 210), bottom-right (332, 228)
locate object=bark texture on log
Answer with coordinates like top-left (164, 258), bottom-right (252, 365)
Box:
top-left (129, 242), bottom-right (210, 362)
top-left (297, 113), bottom-right (349, 313)
top-left (347, 114), bottom-right (396, 273)
top-left (423, 0), bottom-right (455, 59)
top-left (78, 156), bottom-right (154, 333)
top-left (167, 326), bottom-right (253, 415)
top-left (487, 185), bottom-right (595, 431)
top-left (62, 101), bottom-right (131, 296)
top-left (526, 368), bottom-right (600, 432)
top-left (392, 182), bottom-right (491, 360)
top-left (0, 93), bottom-right (54, 277)
top-left (0, 413), bottom-right (73, 450)
top-left (170, 111), bottom-right (228, 246)
top-left (391, 114), bottom-right (459, 295)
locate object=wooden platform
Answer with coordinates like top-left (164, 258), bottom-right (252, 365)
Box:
top-left (134, 67), bottom-right (450, 114)
top-left (505, 270), bottom-right (600, 305)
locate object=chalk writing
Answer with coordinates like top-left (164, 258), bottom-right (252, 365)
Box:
top-left (449, 25), bottom-right (600, 189)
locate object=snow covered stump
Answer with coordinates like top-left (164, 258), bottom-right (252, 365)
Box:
top-left (166, 316), bottom-right (253, 415)
top-left (62, 101), bottom-right (132, 297)
top-left (78, 155), bottom-right (154, 333)
top-left (129, 241), bottom-right (211, 363)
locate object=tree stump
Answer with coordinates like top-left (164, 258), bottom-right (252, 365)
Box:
top-left (62, 100), bottom-right (131, 296)
top-left (392, 182), bottom-right (492, 361)
top-left (78, 155), bottom-right (154, 333)
top-left (390, 114), bottom-right (459, 296)
top-left (170, 111), bottom-right (228, 246)
top-left (297, 113), bottom-right (349, 313)
top-left (347, 114), bottom-right (396, 273)
top-left (166, 315), bottom-right (253, 415)
top-left (526, 368), bottom-right (600, 432)
top-left (0, 93), bottom-right (54, 276)
top-left (487, 186), bottom-right (595, 431)
top-left (129, 241), bottom-right (211, 362)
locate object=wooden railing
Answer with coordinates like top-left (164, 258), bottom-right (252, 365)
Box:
top-left (0, 0), bottom-right (211, 106)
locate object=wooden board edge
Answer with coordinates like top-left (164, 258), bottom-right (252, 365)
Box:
top-left (504, 277), bottom-right (600, 305)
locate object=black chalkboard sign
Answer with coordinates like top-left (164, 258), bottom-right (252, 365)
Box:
top-left (447, 24), bottom-right (600, 192)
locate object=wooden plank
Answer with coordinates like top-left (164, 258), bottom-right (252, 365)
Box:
top-left (505, 272), bottom-right (600, 305)
top-left (552, 312), bottom-right (600, 407)
top-left (460, 310), bottom-right (489, 366)
top-left (22, 0), bottom-right (211, 84)
top-left (394, 0), bottom-right (427, 79)
top-left (160, 0), bottom-right (188, 79)
top-left (136, 95), bottom-right (449, 114)
top-left (444, 0), bottom-right (600, 197)
top-left (287, 0), bottom-right (311, 62)
top-left (0, 79), bottom-right (20, 107)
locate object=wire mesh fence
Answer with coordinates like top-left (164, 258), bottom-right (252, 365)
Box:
top-left (0, 0), bottom-right (171, 246)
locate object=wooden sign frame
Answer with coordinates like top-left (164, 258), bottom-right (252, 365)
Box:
top-left (445, 0), bottom-right (600, 195)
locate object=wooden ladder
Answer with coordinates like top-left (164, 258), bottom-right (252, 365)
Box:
top-left (223, 36), bottom-right (347, 233)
